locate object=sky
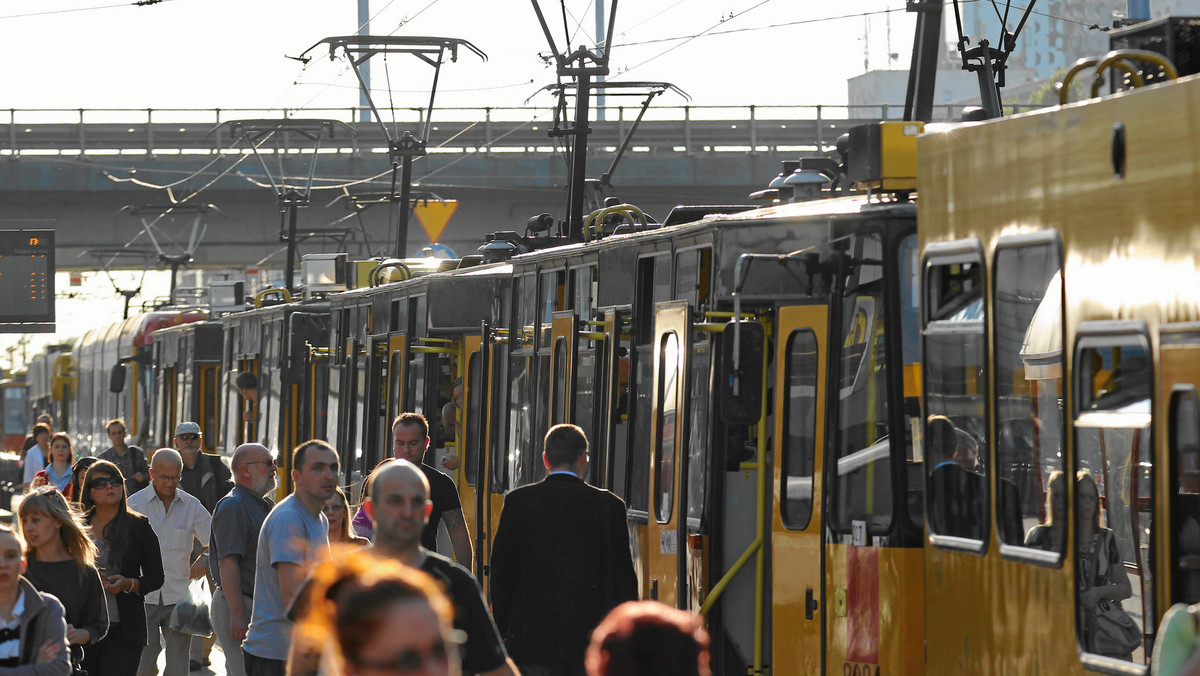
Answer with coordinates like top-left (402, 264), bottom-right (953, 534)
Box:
top-left (0, 0), bottom-right (918, 368)
top-left (0, 0), bottom-right (916, 113)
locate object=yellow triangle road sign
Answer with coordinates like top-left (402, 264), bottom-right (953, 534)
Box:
top-left (414, 200), bottom-right (458, 244)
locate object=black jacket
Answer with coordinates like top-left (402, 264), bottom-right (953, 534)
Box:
top-left (489, 473), bottom-right (637, 666)
top-left (100, 513), bottom-right (165, 648)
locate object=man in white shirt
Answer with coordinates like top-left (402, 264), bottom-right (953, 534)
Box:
top-left (128, 448), bottom-right (212, 676)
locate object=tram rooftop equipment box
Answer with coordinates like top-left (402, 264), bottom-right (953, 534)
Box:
top-left (209, 281), bottom-right (246, 316)
top-left (846, 121), bottom-right (923, 193)
top-left (302, 253), bottom-right (349, 300)
top-left (0, 230), bottom-right (54, 333)
top-left (1109, 16), bottom-right (1200, 92)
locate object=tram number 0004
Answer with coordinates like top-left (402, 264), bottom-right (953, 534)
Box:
top-left (844, 664), bottom-right (879, 676)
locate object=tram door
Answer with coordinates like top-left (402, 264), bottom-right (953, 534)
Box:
top-left (1160, 326), bottom-right (1200, 609)
top-left (386, 334), bottom-right (408, 417)
top-left (364, 335), bottom-right (390, 471)
top-left (771, 305), bottom-right (828, 674)
top-left (548, 312), bottom-right (577, 430)
top-left (646, 302), bottom-right (691, 607)
top-left (458, 334), bottom-right (485, 560)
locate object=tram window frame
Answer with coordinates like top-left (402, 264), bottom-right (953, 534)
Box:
top-left (830, 233), bottom-right (896, 537)
top-left (463, 352), bottom-right (483, 487)
top-left (991, 232), bottom-right (1067, 565)
top-left (1168, 384), bottom-right (1200, 606)
top-left (552, 337), bottom-right (567, 426)
top-left (922, 239), bottom-right (990, 552)
top-left (654, 331), bottom-right (680, 524)
top-left (571, 265), bottom-right (597, 321)
top-left (782, 328), bottom-right (819, 531)
top-left (1072, 322), bottom-right (1155, 668)
top-left (674, 247), bottom-right (713, 311)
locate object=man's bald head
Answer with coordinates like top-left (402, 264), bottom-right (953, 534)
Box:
top-left (367, 458), bottom-right (432, 554)
top-left (370, 459), bottom-right (429, 503)
top-left (232, 443), bottom-right (270, 472)
top-left (151, 448), bottom-right (183, 472)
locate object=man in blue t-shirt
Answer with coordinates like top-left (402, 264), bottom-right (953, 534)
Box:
top-left (242, 440), bottom-right (338, 676)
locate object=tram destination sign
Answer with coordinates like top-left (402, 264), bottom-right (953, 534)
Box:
top-left (0, 229), bottom-right (54, 333)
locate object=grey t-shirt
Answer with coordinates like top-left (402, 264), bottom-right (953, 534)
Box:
top-left (209, 484), bottom-right (273, 598)
top-left (242, 495), bottom-right (329, 661)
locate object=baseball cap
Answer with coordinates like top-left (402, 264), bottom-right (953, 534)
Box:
top-left (175, 421), bottom-right (202, 436)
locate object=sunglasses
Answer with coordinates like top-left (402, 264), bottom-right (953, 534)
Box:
top-left (177, 434), bottom-right (201, 441)
top-left (88, 477), bottom-right (122, 489)
top-left (351, 639), bottom-right (450, 673)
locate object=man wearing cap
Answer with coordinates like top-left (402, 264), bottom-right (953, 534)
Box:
top-left (174, 421), bottom-right (233, 671)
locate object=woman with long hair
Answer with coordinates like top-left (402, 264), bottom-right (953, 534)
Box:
top-left (0, 522), bottom-right (70, 672)
top-left (37, 433), bottom-right (75, 498)
top-left (79, 460), bottom-right (164, 676)
top-left (20, 486), bottom-right (109, 669)
top-left (68, 457), bottom-right (98, 507)
top-left (324, 486), bottom-right (370, 549)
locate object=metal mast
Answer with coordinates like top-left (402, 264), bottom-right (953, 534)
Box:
top-left (301, 36), bottom-right (486, 258)
top-left (530, 0), bottom-right (620, 240)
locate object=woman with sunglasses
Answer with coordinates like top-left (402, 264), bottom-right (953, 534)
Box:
top-left (79, 460), bottom-right (164, 676)
top-left (20, 486), bottom-right (109, 671)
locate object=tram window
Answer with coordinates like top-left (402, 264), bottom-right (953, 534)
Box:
top-left (572, 266), bottom-right (596, 320)
top-left (1170, 388), bottom-right (1200, 605)
top-left (388, 350), bottom-right (403, 418)
top-left (490, 345), bottom-right (509, 494)
top-left (674, 248), bottom-right (712, 310)
top-left (527, 353), bottom-right (551, 485)
top-left (654, 332), bottom-right (680, 523)
top-left (993, 240), bottom-right (1065, 552)
top-left (832, 234), bottom-right (894, 535)
top-left (552, 338), bottom-right (567, 426)
top-left (1073, 336), bottom-right (1154, 664)
top-left (782, 330), bottom-right (819, 530)
top-left (201, 366), bottom-right (218, 444)
top-left (923, 244), bottom-right (988, 545)
top-left (628, 348), bottom-right (653, 513)
top-left (516, 275), bottom-right (536, 350)
top-left (463, 353), bottom-right (482, 487)
top-left (610, 325), bottom-right (633, 502)
top-left (539, 271), bottom-right (564, 347)
top-left (685, 345), bottom-right (711, 526)
top-left (507, 356), bottom-right (531, 490)
top-left (574, 350), bottom-right (596, 461)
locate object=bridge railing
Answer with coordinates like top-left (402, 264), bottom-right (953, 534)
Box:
top-left (2, 104), bottom-right (1050, 156)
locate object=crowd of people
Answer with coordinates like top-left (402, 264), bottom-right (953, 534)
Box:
top-left (4, 412), bottom-right (712, 676)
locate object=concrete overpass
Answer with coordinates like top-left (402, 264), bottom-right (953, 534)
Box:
top-left (0, 103), bottom-right (1017, 269)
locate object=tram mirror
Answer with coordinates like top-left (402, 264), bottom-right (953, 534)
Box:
top-left (719, 320), bottom-right (764, 425)
top-left (109, 364), bottom-right (126, 394)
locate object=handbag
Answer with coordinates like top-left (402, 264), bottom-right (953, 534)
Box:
top-left (1093, 600), bottom-right (1142, 655)
top-left (168, 577), bottom-right (213, 637)
top-left (1088, 529), bottom-right (1141, 656)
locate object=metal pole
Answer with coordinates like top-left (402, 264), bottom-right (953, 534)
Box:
top-left (595, 0), bottom-right (606, 121)
top-left (285, 201), bottom-right (300, 294)
top-left (395, 155), bottom-right (414, 258)
top-left (358, 0), bottom-right (372, 123)
top-left (567, 72), bottom-right (592, 241)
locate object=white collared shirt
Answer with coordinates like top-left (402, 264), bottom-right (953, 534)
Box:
top-left (0, 589), bottom-right (23, 663)
top-left (129, 486), bottom-right (212, 605)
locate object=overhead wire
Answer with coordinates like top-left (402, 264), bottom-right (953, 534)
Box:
top-left (615, 0), bottom-right (777, 76)
top-left (0, 0), bottom-right (177, 20)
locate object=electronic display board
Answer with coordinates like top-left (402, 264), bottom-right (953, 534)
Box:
top-left (0, 230), bottom-right (54, 333)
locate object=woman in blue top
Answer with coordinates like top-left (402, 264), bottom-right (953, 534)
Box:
top-left (41, 434), bottom-right (74, 498)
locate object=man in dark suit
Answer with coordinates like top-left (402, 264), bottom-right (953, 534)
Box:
top-left (489, 424), bottom-right (638, 676)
